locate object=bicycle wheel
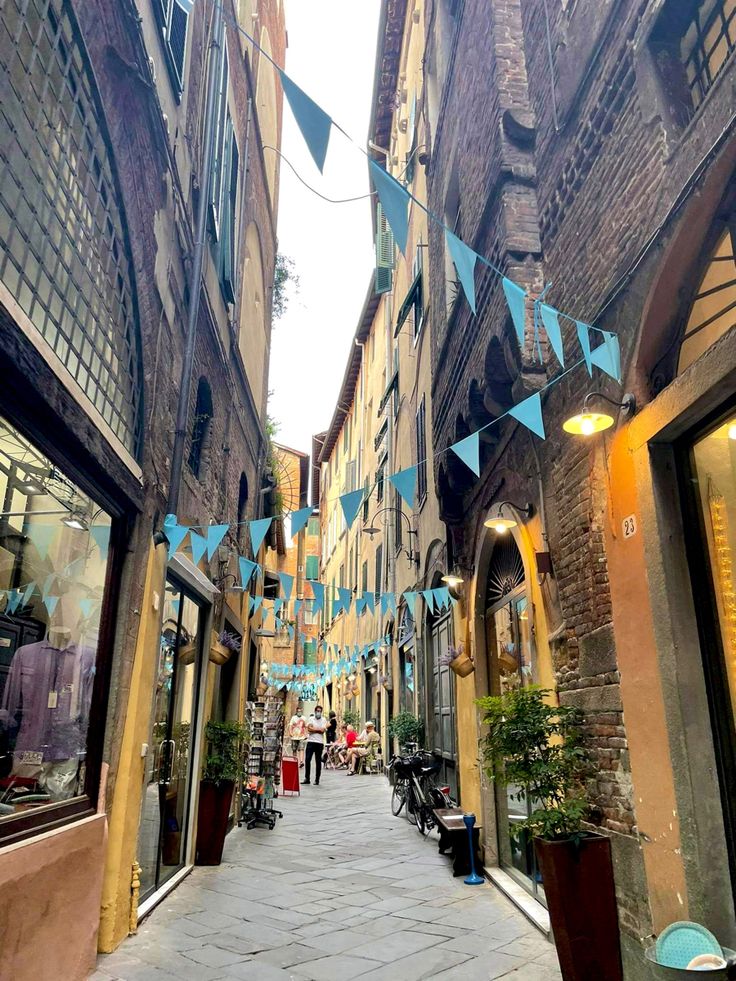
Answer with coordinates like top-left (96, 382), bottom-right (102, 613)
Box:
top-left (391, 779), bottom-right (407, 816)
top-left (415, 801), bottom-right (428, 835)
top-left (406, 784), bottom-right (419, 825)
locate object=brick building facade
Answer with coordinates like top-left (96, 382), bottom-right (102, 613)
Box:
top-left (0, 0), bottom-right (285, 975)
top-left (420, 0), bottom-right (736, 973)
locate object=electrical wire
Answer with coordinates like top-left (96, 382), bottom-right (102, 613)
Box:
top-left (262, 145), bottom-right (375, 204)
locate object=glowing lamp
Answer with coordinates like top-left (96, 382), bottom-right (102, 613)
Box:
top-left (728, 423), bottom-right (736, 440)
top-left (441, 573), bottom-right (464, 588)
top-left (484, 516), bottom-right (518, 533)
top-left (562, 411), bottom-right (614, 436)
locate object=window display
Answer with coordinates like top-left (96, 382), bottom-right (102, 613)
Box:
top-left (0, 418), bottom-right (111, 821)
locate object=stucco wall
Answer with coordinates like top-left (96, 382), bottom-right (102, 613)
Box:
top-left (0, 815), bottom-right (106, 981)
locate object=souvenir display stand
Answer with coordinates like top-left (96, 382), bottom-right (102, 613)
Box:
top-left (239, 694), bottom-right (285, 830)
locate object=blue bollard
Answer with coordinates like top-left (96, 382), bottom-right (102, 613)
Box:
top-left (463, 812), bottom-right (484, 885)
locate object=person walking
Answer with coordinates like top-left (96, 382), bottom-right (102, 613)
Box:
top-left (303, 705), bottom-right (328, 785)
top-left (288, 707), bottom-right (307, 768)
top-left (322, 710), bottom-right (338, 765)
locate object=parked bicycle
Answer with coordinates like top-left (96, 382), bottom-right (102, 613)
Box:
top-left (387, 746), bottom-right (453, 835)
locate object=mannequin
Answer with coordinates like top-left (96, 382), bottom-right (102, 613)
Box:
top-left (0, 603), bottom-right (95, 801)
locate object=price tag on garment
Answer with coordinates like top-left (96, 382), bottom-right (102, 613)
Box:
top-left (17, 751), bottom-right (43, 765)
top-left (622, 514), bottom-right (637, 539)
top-left (47, 690), bottom-right (58, 709)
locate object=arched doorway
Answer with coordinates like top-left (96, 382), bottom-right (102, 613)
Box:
top-left (483, 532), bottom-right (544, 902)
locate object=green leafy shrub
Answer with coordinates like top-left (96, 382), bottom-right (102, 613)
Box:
top-left (388, 711), bottom-right (424, 748)
top-left (342, 709), bottom-right (361, 729)
top-left (201, 720), bottom-right (248, 786)
top-left (477, 686), bottom-right (590, 841)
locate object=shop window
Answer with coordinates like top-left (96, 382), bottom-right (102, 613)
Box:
top-left (677, 226), bottom-right (736, 374)
top-left (188, 378), bottom-right (213, 479)
top-left (0, 416), bottom-right (113, 842)
top-left (650, 0), bottom-right (736, 127)
top-left (154, 0), bottom-right (191, 93)
top-left (0, 0), bottom-right (142, 456)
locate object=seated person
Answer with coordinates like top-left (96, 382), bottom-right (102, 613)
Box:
top-left (346, 721), bottom-right (380, 774)
top-left (337, 723), bottom-right (357, 767)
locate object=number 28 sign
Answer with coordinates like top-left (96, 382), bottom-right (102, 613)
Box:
top-left (622, 514), bottom-right (637, 539)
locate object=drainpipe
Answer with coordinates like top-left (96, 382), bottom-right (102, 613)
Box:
top-left (165, 2), bottom-right (225, 518)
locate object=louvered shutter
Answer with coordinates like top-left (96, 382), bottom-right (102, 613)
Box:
top-left (169, 0), bottom-right (189, 87)
top-left (374, 202), bottom-right (394, 294)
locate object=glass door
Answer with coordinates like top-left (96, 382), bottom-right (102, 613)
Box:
top-left (487, 588), bottom-right (545, 903)
top-left (428, 610), bottom-right (457, 799)
top-left (138, 580), bottom-right (203, 900)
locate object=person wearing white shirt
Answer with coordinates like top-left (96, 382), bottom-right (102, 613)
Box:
top-left (303, 705), bottom-right (328, 785)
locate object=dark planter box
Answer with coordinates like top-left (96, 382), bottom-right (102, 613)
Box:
top-left (535, 833), bottom-right (623, 981)
top-left (195, 780), bottom-right (235, 866)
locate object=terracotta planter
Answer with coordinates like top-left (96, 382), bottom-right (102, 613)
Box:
top-left (449, 651), bottom-right (475, 677)
top-left (195, 780), bottom-right (235, 866)
top-left (209, 640), bottom-right (233, 665)
top-left (178, 642), bottom-right (196, 665)
top-left (534, 833), bottom-right (623, 981)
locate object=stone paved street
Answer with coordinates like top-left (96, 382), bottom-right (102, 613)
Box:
top-left (95, 773), bottom-right (562, 980)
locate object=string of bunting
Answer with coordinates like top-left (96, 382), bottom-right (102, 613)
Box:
top-left (171, 2), bottom-right (625, 524)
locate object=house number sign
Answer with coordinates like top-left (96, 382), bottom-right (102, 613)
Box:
top-left (622, 514), bottom-right (637, 539)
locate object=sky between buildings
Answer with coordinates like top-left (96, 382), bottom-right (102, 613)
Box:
top-left (267, 0), bottom-right (381, 456)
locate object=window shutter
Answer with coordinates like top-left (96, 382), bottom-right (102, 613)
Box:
top-left (306, 554), bottom-right (319, 580)
top-left (169, 0), bottom-right (190, 86)
top-left (375, 202), bottom-right (394, 295)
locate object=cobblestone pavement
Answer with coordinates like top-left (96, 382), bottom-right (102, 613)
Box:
top-left (95, 771), bottom-right (562, 980)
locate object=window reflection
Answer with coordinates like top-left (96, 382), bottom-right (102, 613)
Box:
top-left (0, 418), bottom-right (111, 818)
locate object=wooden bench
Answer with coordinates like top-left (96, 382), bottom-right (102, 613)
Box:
top-left (433, 807), bottom-right (482, 878)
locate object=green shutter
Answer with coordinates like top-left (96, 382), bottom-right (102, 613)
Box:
top-left (306, 555), bottom-right (319, 580)
top-left (375, 202), bottom-right (394, 295)
top-left (303, 639), bottom-right (317, 664)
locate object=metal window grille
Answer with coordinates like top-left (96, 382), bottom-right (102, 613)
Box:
top-left (681, 0), bottom-right (736, 110)
top-left (0, 0), bottom-right (142, 455)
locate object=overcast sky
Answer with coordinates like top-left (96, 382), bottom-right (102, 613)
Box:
top-left (266, 0), bottom-right (381, 455)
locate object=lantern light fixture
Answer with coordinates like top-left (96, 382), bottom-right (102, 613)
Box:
top-left (484, 501), bottom-right (532, 534)
top-left (441, 573), bottom-right (464, 588)
top-left (728, 422), bottom-right (736, 440)
top-left (563, 392), bottom-right (636, 436)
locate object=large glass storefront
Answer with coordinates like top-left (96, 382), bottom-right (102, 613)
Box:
top-left (137, 579), bottom-right (204, 901)
top-left (685, 414), bottom-right (736, 884)
top-left (426, 604), bottom-right (457, 799)
top-left (0, 415), bottom-right (112, 834)
top-left (484, 534), bottom-right (545, 903)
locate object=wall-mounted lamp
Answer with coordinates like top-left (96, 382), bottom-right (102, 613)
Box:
top-left (61, 509), bottom-right (89, 531)
top-left (17, 477), bottom-right (48, 496)
top-left (440, 572), bottom-right (464, 589)
top-left (563, 392), bottom-right (636, 436)
top-left (484, 501), bottom-right (532, 533)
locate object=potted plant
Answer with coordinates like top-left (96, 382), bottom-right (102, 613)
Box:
top-left (195, 720), bottom-right (248, 866)
top-left (441, 642), bottom-right (474, 677)
top-left (388, 711), bottom-right (424, 751)
top-left (477, 686), bottom-right (622, 981)
top-left (210, 629), bottom-right (241, 666)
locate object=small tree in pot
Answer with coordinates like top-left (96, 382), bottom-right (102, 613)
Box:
top-left (195, 720), bottom-right (248, 866)
top-left (478, 686), bottom-right (622, 981)
top-left (387, 711), bottom-right (425, 751)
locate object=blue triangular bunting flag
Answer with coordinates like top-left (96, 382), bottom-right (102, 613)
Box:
top-left (288, 506), bottom-right (312, 538)
top-left (450, 431), bottom-right (481, 477)
top-left (189, 531), bottom-right (208, 566)
top-left (502, 278), bottom-right (527, 346)
top-left (44, 595), bottom-right (59, 616)
top-left (206, 524), bottom-right (229, 560)
top-left (42, 573), bottom-right (56, 601)
top-left (388, 466), bottom-right (417, 510)
top-left (508, 391), bottom-right (546, 440)
top-left (279, 70), bottom-right (333, 173)
top-left (338, 587), bottom-right (352, 614)
top-left (591, 331), bottom-right (622, 383)
top-left (369, 159), bottom-right (410, 254)
top-left (445, 230), bottom-right (477, 313)
top-left (339, 488), bottom-right (365, 529)
top-left (250, 595), bottom-right (263, 616)
top-left (239, 558), bottom-right (258, 589)
top-left (576, 321), bottom-right (592, 375)
top-left (79, 598), bottom-right (97, 619)
top-left (249, 517), bottom-right (272, 556)
top-left (90, 525), bottom-right (111, 561)
top-left (274, 598), bottom-right (284, 616)
top-left (21, 582), bottom-right (35, 608)
top-left (380, 593), bottom-right (397, 617)
top-left (27, 524), bottom-right (57, 561)
top-left (365, 593), bottom-right (376, 615)
top-left (163, 515), bottom-right (189, 560)
top-left (278, 572), bottom-right (295, 600)
top-left (309, 581), bottom-right (325, 612)
top-left (6, 590), bottom-right (21, 615)
top-left (293, 599), bottom-right (302, 616)
top-left (539, 304), bottom-right (565, 367)
top-left (356, 596), bottom-right (367, 616)
top-left (404, 591), bottom-right (417, 616)
top-left (433, 587), bottom-right (451, 610)
top-left (422, 589), bottom-right (435, 612)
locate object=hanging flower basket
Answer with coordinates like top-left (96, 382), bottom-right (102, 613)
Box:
top-left (209, 629), bottom-right (241, 666)
top-left (442, 643), bottom-right (475, 677)
top-left (380, 673), bottom-right (393, 690)
top-left (178, 641), bottom-right (196, 665)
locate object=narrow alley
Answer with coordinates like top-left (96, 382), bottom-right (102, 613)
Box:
top-left (95, 776), bottom-right (561, 981)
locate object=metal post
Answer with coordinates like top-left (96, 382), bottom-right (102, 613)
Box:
top-left (166, 0), bottom-right (225, 518)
